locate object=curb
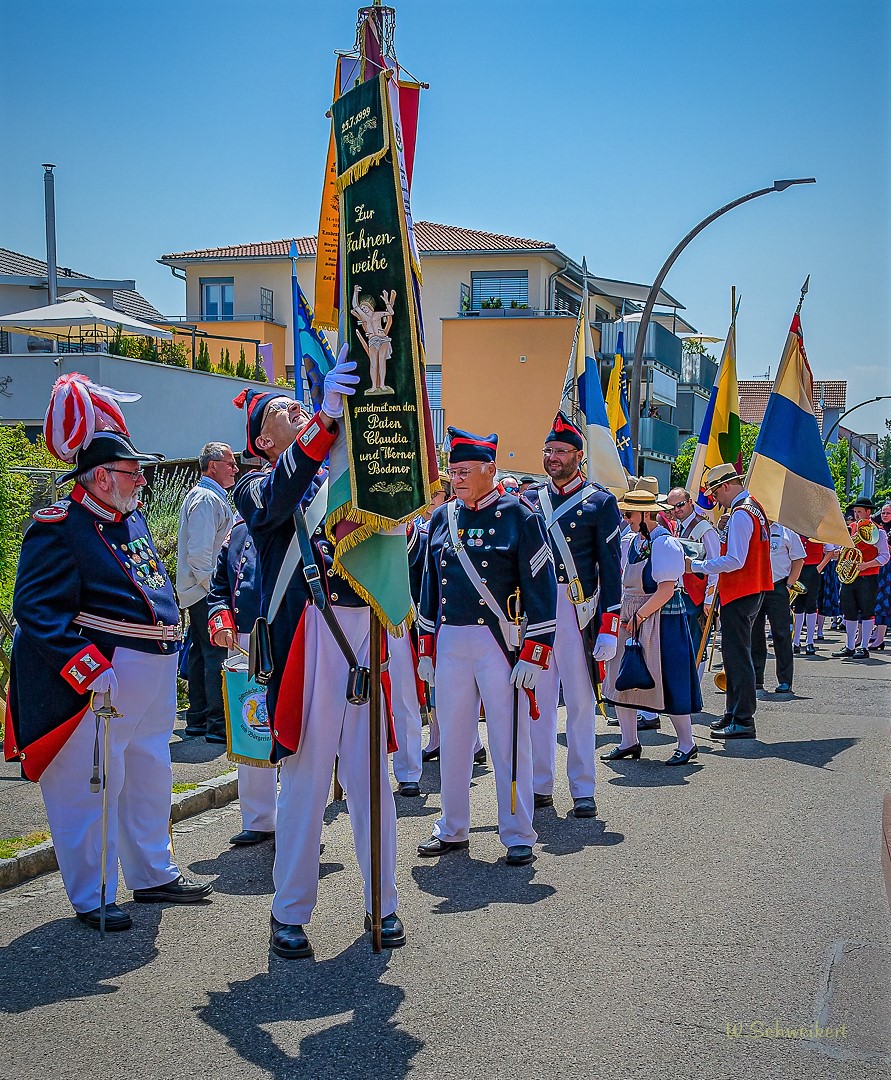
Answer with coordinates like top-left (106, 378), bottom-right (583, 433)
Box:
top-left (0, 769), bottom-right (239, 892)
top-left (883, 793), bottom-right (891, 914)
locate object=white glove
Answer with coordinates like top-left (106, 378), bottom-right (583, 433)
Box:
top-left (89, 668), bottom-right (118, 700)
top-left (417, 656), bottom-right (435, 686)
top-left (510, 659), bottom-right (542, 690)
top-left (322, 344), bottom-right (360, 419)
top-left (591, 632), bottom-right (618, 663)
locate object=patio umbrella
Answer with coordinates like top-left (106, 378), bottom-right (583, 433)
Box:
top-left (0, 289), bottom-right (172, 344)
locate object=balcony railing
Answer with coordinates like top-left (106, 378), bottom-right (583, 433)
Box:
top-left (456, 308), bottom-right (575, 318)
top-left (164, 313), bottom-right (283, 325)
top-left (680, 352), bottom-right (718, 390)
top-left (596, 321), bottom-right (682, 377)
top-left (638, 416), bottom-right (680, 459)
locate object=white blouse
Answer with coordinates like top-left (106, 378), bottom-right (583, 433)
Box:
top-left (629, 525), bottom-right (685, 584)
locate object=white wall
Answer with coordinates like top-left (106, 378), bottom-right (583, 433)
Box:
top-left (0, 353), bottom-right (273, 460)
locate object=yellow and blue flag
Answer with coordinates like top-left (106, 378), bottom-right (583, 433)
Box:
top-left (605, 329), bottom-right (634, 473)
top-left (746, 312), bottom-right (850, 545)
top-left (559, 265), bottom-right (628, 492)
top-left (685, 322), bottom-right (742, 511)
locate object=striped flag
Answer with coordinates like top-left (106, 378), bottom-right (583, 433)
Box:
top-left (291, 245), bottom-right (337, 410)
top-left (685, 321), bottom-right (742, 511)
top-left (605, 329), bottom-right (634, 473)
top-left (560, 264), bottom-right (629, 491)
top-left (746, 311), bottom-right (850, 546)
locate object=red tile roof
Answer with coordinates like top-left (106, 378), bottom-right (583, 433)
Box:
top-left (739, 379), bottom-right (846, 433)
top-left (161, 222), bottom-right (556, 262)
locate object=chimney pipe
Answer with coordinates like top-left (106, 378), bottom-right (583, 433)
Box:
top-left (42, 163), bottom-right (58, 305)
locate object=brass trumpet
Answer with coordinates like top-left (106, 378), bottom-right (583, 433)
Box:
top-left (788, 580), bottom-right (807, 604)
top-left (836, 546), bottom-right (863, 585)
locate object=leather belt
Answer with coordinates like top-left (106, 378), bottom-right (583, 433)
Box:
top-left (73, 612), bottom-right (183, 642)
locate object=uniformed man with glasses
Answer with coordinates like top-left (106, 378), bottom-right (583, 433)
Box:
top-left (416, 426), bottom-right (557, 867)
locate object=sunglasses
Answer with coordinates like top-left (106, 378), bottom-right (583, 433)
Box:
top-left (669, 499), bottom-right (688, 509)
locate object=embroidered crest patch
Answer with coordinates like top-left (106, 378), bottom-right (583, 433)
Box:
top-left (33, 503), bottom-right (69, 523)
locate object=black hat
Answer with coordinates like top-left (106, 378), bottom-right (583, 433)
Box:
top-left (232, 388), bottom-right (284, 460)
top-left (447, 426), bottom-right (498, 464)
top-left (59, 431), bottom-right (163, 484)
top-left (545, 411), bottom-right (584, 451)
top-left (849, 495), bottom-right (875, 511)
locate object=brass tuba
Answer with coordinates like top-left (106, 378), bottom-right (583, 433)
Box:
top-left (836, 521), bottom-right (873, 585)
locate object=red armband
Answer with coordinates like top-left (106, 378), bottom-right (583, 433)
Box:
top-left (520, 640), bottom-right (551, 669)
top-left (297, 414), bottom-right (338, 462)
top-left (61, 644), bottom-right (111, 692)
top-left (208, 608), bottom-right (236, 637)
top-left (418, 634), bottom-right (435, 659)
top-left (600, 612), bottom-right (620, 637)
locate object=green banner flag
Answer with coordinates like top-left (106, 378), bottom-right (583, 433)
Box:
top-left (332, 71), bottom-right (432, 530)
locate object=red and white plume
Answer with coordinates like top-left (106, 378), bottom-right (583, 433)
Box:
top-left (43, 372), bottom-right (141, 462)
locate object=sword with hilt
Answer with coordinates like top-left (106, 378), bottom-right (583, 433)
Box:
top-left (90, 689), bottom-right (122, 940)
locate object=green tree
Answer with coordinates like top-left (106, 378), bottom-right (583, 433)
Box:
top-left (670, 422), bottom-right (759, 488)
top-left (195, 340), bottom-right (212, 371)
top-left (826, 438), bottom-right (862, 503)
top-left (235, 348), bottom-right (250, 380)
top-left (873, 421), bottom-right (891, 504)
top-left (0, 427), bottom-right (67, 614)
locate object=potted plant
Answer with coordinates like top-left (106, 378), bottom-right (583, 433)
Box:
top-left (480, 296), bottom-right (503, 317)
top-left (508, 300), bottom-right (532, 317)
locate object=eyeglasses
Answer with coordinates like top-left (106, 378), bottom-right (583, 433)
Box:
top-left (105, 466), bottom-right (144, 480)
top-left (541, 447), bottom-right (577, 457)
top-left (623, 511), bottom-right (636, 519)
top-left (669, 499), bottom-right (689, 509)
top-left (447, 464), bottom-right (485, 480)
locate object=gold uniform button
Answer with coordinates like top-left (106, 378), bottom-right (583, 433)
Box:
top-left (331, 593), bottom-right (339, 602)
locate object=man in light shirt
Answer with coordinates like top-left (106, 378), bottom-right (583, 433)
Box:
top-left (176, 442), bottom-right (237, 742)
top-left (668, 486), bottom-right (720, 657)
top-left (752, 523), bottom-right (805, 695)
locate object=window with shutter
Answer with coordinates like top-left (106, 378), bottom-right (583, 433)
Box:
top-left (470, 270), bottom-right (528, 310)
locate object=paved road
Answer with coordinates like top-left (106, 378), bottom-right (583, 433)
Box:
top-left (1, 637), bottom-right (889, 1079)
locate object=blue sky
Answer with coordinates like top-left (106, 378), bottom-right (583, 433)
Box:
top-left (2, 0), bottom-right (888, 433)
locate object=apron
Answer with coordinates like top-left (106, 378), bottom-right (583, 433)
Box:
top-left (602, 554), bottom-right (665, 712)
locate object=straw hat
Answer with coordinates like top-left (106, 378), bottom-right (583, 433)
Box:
top-left (616, 488), bottom-right (670, 514)
top-left (703, 463), bottom-right (742, 491)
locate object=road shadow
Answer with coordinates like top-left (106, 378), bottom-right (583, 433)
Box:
top-left (169, 738), bottom-right (227, 765)
top-left (721, 736), bottom-right (860, 768)
top-left (0, 906), bottom-right (162, 1013)
top-left (391, 793), bottom-right (441, 820)
top-left (199, 940), bottom-right (421, 1080)
top-left (533, 810), bottom-right (625, 856)
top-left (411, 851), bottom-right (556, 914)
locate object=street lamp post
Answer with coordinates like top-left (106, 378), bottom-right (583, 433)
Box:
top-left (628, 178), bottom-right (816, 473)
top-left (822, 396), bottom-right (891, 448)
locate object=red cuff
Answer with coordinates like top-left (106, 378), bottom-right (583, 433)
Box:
top-left (208, 608), bottom-right (236, 636)
top-left (600, 612), bottom-right (620, 637)
top-left (419, 634), bottom-right (435, 659)
top-left (61, 644), bottom-right (111, 692)
top-left (297, 414), bottom-right (338, 462)
top-left (520, 640), bottom-right (552, 669)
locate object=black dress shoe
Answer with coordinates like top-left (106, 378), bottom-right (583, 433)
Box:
top-left (505, 845), bottom-right (534, 865)
top-left (473, 746), bottom-right (488, 765)
top-left (183, 726), bottom-right (206, 737)
top-left (270, 916), bottom-right (313, 959)
top-left (774, 683), bottom-right (792, 694)
top-left (364, 911), bottom-right (406, 947)
top-left (713, 722), bottom-right (756, 739)
top-left (397, 781), bottom-right (421, 797)
top-left (636, 714), bottom-right (661, 730)
top-left (832, 646), bottom-right (855, 658)
top-left (417, 836), bottom-right (469, 857)
top-left (600, 743), bottom-right (642, 761)
top-left (665, 746), bottom-right (698, 766)
top-left (792, 644), bottom-right (800, 655)
top-left (205, 733), bottom-right (227, 745)
top-left (230, 829), bottom-right (274, 846)
top-left (421, 745), bottom-right (440, 762)
top-left (853, 647), bottom-right (869, 659)
top-left (710, 714), bottom-right (732, 732)
top-left (572, 797), bottom-right (597, 818)
top-left (533, 793), bottom-right (553, 809)
top-left (132, 875), bottom-right (213, 903)
top-left (76, 904), bottom-right (132, 931)
top-left (805, 644), bottom-right (816, 655)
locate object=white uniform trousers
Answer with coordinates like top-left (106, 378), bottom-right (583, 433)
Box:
top-left (388, 629), bottom-right (422, 783)
top-left (272, 606), bottom-right (398, 925)
top-left (39, 648), bottom-right (179, 913)
top-left (433, 625), bottom-right (536, 850)
top-left (532, 590), bottom-right (597, 799)
top-left (234, 632), bottom-right (278, 832)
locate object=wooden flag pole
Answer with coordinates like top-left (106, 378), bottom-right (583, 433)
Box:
top-left (368, 610), bottom-right (383, 953)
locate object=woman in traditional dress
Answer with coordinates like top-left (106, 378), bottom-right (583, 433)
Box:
top-left (601, 488), bottom-right (702, 766)
top-left (869, 502), bottom-right (891, 650)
